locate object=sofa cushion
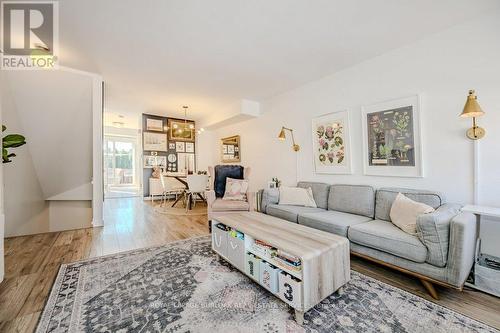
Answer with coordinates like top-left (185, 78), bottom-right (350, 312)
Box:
top-left (297, 182), bottom-right (330, 209)
top-left (390, 193), bottom-right (435, 235)
top-left (214, 165), bottom-right (244, 198)
top-left (279, 186), bottom-right (317, 207)
top-left (417, 203), bottom-right (462, 267)
top-left (298, 210), bottom-right (373, 237)
top-left (375, 187), bottom-right (444, 222)
top-left (266, 204), bottom-right (325, 223)
top-left (328, 184), bottom-right (375, 218)
top-left (348, 219), bottom-right (428, 263)
top-left (211, 198), bottom-right (249, 212)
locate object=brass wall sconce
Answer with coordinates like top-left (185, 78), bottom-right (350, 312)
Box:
top-left (460, 90), bottom-right (486, 140)
top-left (278, 126), bottom-right (300, 152)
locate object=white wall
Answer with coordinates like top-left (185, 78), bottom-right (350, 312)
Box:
top-left (196, 130), bottom-right (216, 173)
top-left (1, 73), bottom-right (50, 237)
top-left (1, 69), bottom-right (99, 236)
top-left (5, 70), bottom-right (93, 199)
top-left (211, 12), bottom-right (500, 255)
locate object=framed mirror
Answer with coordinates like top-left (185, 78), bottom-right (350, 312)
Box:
top-left (221, 135), bottom-right (241, 163)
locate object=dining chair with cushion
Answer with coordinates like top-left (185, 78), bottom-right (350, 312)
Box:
top-left (206, 165), bottom-right (254, 228)
top-left (160, 174), bottom-right (186, 207)
top-left (185, 174), bottom-right (209, 211)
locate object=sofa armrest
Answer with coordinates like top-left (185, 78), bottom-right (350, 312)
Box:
top-left (206, 190), bottom-right (216, 209)
top-left (247, 191), bottom-right (256, 211)
top-left (445, 211), bottom-right (477, 287)
top-left (416, 203), bottom-right (461, 267)
top-left (260, 188), bottom-right (279, 213)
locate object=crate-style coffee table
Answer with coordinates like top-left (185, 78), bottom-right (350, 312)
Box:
top-left (211, 211), bottom-right (350, 324)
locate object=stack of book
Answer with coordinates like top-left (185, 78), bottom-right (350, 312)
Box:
top-left (273, 249), bottom-right (302, 272)
top-left (251, 240), bottom-right (276, 258)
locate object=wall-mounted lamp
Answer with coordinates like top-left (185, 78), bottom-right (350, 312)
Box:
top-left (278, 126), bottom-right (300, 152)
top-left (460, 90), bottom-right (486, 140)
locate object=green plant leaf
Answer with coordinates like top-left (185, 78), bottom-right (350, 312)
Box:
top-left (3, 148), bottom-right (13, 163)
top-left (2, 125), bottom-right (6, 132)
top-left (3, 134), bottom-right (26, 148)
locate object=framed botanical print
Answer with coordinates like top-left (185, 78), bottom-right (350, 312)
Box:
top-left (311, 110), bottom-right (352, 174)
top-left (167, 118), bottom-right (195, 142)
top-left (361, 95), bottom-right (423, 177)
top-left (143, 132), bottom-right (167, 152)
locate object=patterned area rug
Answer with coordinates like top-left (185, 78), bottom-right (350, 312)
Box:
top-left (36, 236), bottom-right (497, 333)
top-left (154, 202), bottom-right (207, 216)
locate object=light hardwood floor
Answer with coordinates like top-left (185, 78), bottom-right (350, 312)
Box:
top-left (0, 197), bottom-right (499, 332)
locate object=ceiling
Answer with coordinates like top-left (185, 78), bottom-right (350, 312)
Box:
top-left (58, 0), bottom-right (499, 121)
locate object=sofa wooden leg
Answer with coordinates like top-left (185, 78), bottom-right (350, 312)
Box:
top-left (420, 279), bottom-right (439, 300)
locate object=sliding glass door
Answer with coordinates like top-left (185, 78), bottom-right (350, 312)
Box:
top-left (104, 136), bottom-right (140, 197)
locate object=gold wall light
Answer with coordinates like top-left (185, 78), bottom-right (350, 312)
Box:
top-left (278, 126), bottom-right (300, 151)
top-left (460, 90), bottom-right (486, 140)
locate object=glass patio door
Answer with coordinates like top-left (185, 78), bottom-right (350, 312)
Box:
top-left (104, 136), bottom-right (139, 196)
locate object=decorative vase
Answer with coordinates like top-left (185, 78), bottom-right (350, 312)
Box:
top-left (152, 167), bottom-right (161, 178)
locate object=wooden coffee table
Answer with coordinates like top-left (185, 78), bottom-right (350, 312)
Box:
top-left (211, 211), bottom-right (350, 324)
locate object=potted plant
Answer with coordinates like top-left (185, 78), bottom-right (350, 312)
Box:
top-left (2, 125), bottom-right (26, 163)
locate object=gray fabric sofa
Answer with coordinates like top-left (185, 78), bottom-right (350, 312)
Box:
top-left (260, 182), bottom-right (477, 298)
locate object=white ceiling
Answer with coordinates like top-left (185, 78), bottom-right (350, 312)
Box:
top-left (59, 0), bottom-right (499, 121)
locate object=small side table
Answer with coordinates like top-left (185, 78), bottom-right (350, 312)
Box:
top-left (461, 205), bottom-right (500, 294)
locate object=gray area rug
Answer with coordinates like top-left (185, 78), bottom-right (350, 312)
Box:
top-left (36, 236), bottom-right (497, 333)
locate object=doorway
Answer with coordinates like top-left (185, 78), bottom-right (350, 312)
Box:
top-left (104, 135), bottom-right (141, 198)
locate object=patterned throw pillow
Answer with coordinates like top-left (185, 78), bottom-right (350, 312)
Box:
top-left (222, 178), bottom-right (249, 201)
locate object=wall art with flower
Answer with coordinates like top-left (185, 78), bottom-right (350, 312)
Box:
top-left (362, 95), bottom-right (423, 177)
top-left (311, 110), bottom-right (352, 174)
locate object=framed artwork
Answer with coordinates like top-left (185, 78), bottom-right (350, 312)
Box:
top-left (176, 141), bottom-right (185, 152)
top-left (311, 110), bottom-right (352, 174)
top-left (143, 155), bottom-right (166, 168)
top-left (177, 153), bottom-right (196, 174)
top-left (146, 118), bottom-right (163, 132)
top-left (361, 95), bottom-right (423, 177)
top-left (166, 153), bottom-right (177, 172)
top-left (185, 142), bottom-right (195, 153)
top-left (167, 119), bottom-right (195, 141)
top-left (143, 132), bottom-right (167, 151)
top-left (168, 142), bottom-right (176, 150)
top-left (221, 135), bottom-right (240, 163)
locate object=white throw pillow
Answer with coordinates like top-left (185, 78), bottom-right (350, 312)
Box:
top-left (222, 178), bottom-right (249, 201)
top-left (278, 186), bottom-right (317, 208)
top-left (390, 193), bottom-right (435, 235)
